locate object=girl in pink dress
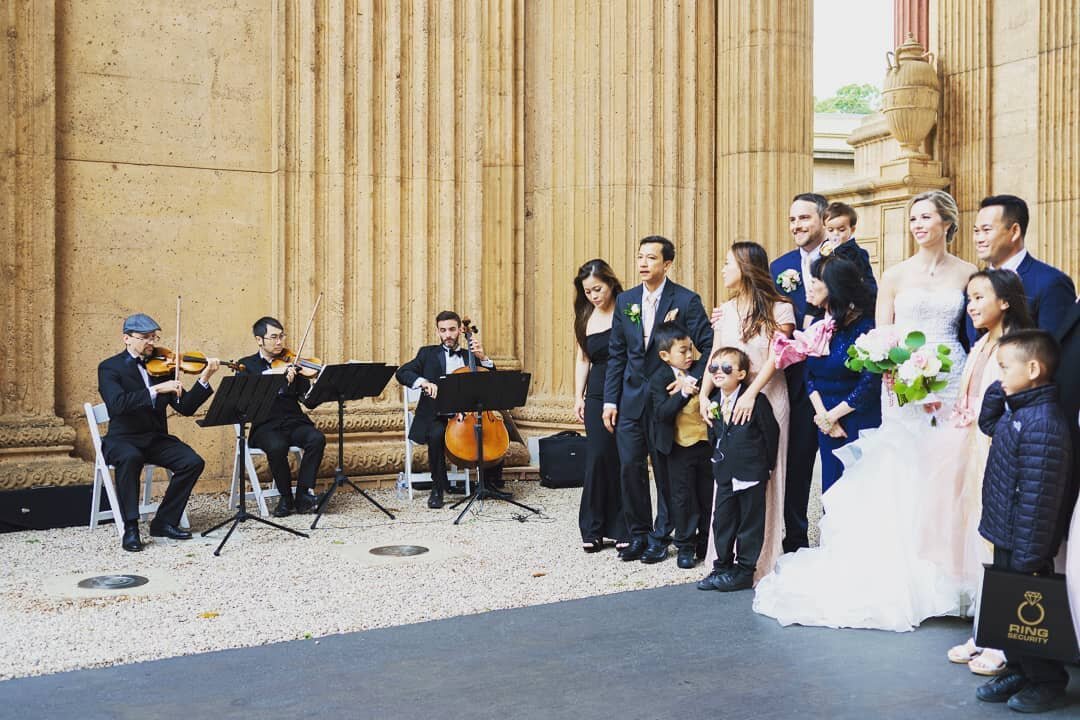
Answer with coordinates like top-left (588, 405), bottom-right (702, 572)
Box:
top-left (698, 242), bottom-right (795, 583)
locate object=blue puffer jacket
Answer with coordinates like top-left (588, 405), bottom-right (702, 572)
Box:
top-left (978, 381), bottom-right (1074, 572)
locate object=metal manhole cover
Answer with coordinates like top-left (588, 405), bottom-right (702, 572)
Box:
top-left (368, 545), bottom-right (429, 557)
top-left (77, 574), bottom-right (150, 590)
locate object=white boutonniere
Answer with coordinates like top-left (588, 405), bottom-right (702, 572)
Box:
top-left (776, 268), bottom-right (801, 293)
top-left (708, 400), bottom-right (721, 419)
top-left (625, 303), bottom-right (641, 324)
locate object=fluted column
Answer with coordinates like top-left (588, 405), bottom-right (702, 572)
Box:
top-left (0, 0), bottom-right (85, 488)
top-left (715, 0), bottom-right (813, 285)
top-left (935, 0), bottom-right (991, 265)
top-left (895, 0), bottom-right (930, 50)
top-left (522, 0), bottom-right (716, 424)
top-left (1036, 0), bottom-right (1080, 277)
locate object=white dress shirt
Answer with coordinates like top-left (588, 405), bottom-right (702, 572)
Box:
top-left (993, 248), bottom-right (1028, 272)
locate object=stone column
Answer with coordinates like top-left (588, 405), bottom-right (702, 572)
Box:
top-left (715, 0), bottom-right (813, 282)
top-left (0, 0), bottom-right (85, 489)
top-left (894, 0), bottom-right (930, 50)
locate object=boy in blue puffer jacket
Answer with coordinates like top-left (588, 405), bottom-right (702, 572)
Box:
top-left (976, 329), bottom-right (1074, 714)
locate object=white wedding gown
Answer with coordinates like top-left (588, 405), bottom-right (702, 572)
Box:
top-left (753, 287), bottom-right (971, 632)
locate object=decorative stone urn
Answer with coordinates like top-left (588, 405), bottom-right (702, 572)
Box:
top-left (881, 32), bottom-right (940, 160)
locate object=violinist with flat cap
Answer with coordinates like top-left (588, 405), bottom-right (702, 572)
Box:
top-left (236, 316), bottom-right (326, 517)
top-left (97, 313), bottom-right (220, 551)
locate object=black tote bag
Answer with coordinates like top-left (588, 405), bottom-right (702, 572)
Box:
top-left (975, 565), bottom-right (1079, 661)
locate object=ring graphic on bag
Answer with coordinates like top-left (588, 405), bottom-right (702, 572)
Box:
top-left (1017, 591), bottom-right (1046, 627)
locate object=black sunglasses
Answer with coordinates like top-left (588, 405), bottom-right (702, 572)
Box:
top-left (708, 362), bottom-right (735, 375)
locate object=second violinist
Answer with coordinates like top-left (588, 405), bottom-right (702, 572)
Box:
top-left (237, 316), bottom-right (326, 516)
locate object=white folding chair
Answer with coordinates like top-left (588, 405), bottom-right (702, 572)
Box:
top-left (398, 386), bottom-right (470, 500)
top-left (85, 402), bottom-right (188, 537)
top-left (228, 424), bottom-right (303, 517)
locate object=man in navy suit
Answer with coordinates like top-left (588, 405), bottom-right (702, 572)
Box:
top-left (395, 310), bottom-right (505, 509)
top-left (769, 193), bottom-right (875, 553)
top-left (969, 194), bottom-right (1076, 345)
top-left (97, 313), bottom-right (220, 551)
top-left (1055, 298), bottom-right (1080, 521)
top-left (603, 236), bottom-right (713, 562)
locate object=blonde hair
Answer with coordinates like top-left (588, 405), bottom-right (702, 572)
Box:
top-left (908, 190), bottom-right (959, 244)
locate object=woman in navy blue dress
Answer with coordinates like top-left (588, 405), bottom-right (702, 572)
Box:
top-left (573, 259), bottom-right (628, 552)
top-left (803, 251), bottom-right (881, 492)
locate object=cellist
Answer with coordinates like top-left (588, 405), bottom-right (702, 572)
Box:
top-left (396, 310), bottom-right (508, 508)
top-left (97, 313), bottom-right (221, 551)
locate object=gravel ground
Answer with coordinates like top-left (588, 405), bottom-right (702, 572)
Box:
top-left (1, 474), bottom-right (822, 680)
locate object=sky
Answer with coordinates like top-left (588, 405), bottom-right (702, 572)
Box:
top-left (814, 0), bottom-right (895, 99)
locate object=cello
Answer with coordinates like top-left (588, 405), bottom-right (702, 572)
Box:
top-left (443, 318), bottom-right (511, 468)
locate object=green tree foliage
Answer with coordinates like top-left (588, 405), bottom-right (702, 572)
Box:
top-left (814, 83), bottom-right (881, 114)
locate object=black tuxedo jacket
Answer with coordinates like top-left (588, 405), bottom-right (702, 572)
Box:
top-left (97, 350), bottom-right (213, 442)
top-left (395, 344), bottom-right (490, 443)
top-left (603, 280), bottom-right (713, 421)
top-left (648, 366), bottom-right (699, 455)
top-left (1055, 300), bottom-right (1080, 434)
top-left (706, 390), bottom-right (780, 486)
top-left (236, 352), bottom-right (315, 435)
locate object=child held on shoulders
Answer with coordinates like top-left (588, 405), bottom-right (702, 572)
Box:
top-left (975, 329), bottom-right (1074, 714)
top-left (648, 322), bottom-right (713, 569)
top-left (697, 347), bottom-right (780, 593)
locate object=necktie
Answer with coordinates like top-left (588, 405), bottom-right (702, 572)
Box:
top-left (722, 396), bottom-right (735, 425)
top-left (643, 293), bottom-right (658, 345)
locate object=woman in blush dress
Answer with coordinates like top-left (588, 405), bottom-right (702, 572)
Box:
top-left (573, 259), bottom-right (627, 553)
top-left (697, 241), bottom-right (795, 584)
top-left (753, 189), bottom-right (979, 632)
top-left (943, 270), bottom-right (1033, 675)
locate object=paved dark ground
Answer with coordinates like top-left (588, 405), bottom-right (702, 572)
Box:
top-left (3, 582), bottom-right (1078, 720)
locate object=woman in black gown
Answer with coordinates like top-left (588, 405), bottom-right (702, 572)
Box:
top-left (573, 259), bottom-right (627, 552)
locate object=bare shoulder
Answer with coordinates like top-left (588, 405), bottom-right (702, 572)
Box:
top-left (944, 255), bottom-right (978, 286)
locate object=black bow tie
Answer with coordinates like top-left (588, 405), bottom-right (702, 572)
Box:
top-left (133, 355), bottom-right (147, 367)
top-left (446, 347), bottom-right (466, 359)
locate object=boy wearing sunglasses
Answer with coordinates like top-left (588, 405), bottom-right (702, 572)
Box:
top-left (697, 347), bottom-right (780, 592)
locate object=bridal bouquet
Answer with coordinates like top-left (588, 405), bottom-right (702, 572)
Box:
top-left (845, 328), bottom-right (953, 406)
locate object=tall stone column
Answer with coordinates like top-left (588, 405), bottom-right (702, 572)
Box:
top-left (0, 0), bottom-right (85, 489)
top-left (715, 0), bottom-right (813, 284)
top-left (895, 0), bottom-right (930, 50)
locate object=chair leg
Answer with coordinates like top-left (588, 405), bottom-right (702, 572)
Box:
top-left (229, 445), bottom-right (242, 510)
top-left (90, 467), bottom-right (103, 531)
top-left (246, 453), bottom-right (268, 517)
top-left (100, 466), bottom-right (125, 539)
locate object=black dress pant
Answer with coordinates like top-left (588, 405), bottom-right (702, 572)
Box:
top-left (665, 441), bottom-right (712, 550)
top-left (250, 418), bottom-right (326, 498)
top-left (425, 418), bottom-right (503, 490)
top-left (711, 477), bottom-right (767, 573)
top-left (615, 410), bottom-right (671, 543)
top-left (993, 548), bottom-right (1070, 689)
top-left (103, 434), bottom-right (205, 528)
top-left (783, 387), bottom-right (816, 552)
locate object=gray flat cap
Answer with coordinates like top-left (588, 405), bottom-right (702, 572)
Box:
top-left (122, 313), bottom-right (161, 334)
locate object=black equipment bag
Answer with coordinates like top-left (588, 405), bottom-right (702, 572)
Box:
top-left (975, 565), bottom-right (1079, 661)
top-left (538, 431), bottom-right (587, 489)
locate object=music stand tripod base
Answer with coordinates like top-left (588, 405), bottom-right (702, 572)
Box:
top-left (197, 374), bottom-right (310, 556)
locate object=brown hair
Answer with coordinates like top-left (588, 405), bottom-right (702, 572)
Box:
top-left (730, 241), bottom-right (794, 343)
top-left (824, 201), bottom-right (858, 228)
top-left (708, 346), bottom-right (752, 390)
top-left (573, 259), bottom-right (624, 356)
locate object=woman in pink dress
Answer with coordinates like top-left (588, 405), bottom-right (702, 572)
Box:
top-left (698, 241), bottom-right (795, 583)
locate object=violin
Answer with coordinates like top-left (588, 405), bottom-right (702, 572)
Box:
top-left (443, 318), bottom-right (511, 468)
top-left (145, 347), bottom-right (242, 377)
top-left (267, 349), bottom-right (323, 378)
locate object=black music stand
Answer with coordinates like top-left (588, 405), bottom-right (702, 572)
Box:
top-left (304, 362), bottom-right (399, 529)
top-left (435, 371), bottom-right (537, 525)
top-left (199, 374), bottom-right (309, 556)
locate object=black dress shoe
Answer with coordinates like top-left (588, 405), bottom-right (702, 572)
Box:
top-left (149, 522), bottom-right (192, 540)
top-left (122, 525), bottom-right (144, 552)
top-left (676, 547), bottom-right (696, 569)
top-left (272, 497), bottom-right (295, 518)
top-left (640, 543), bottom-right (668, 564)
top-left (427, 488), bottom-right (445, 509)
top-left (976, 671), bottom-right (1028, 703)
top-left (620, 538), bottom-right (646, 561)
top-left (714, 567), bottom-right (754, 592)
top-left (445, 483), bottom-right (466, 495)
top-left (696, 569), bottom-right (724, 591)
top-left (1006, 683), bottom-right (1067, 713)
top-left (294, 490), bottom-right (321, 514)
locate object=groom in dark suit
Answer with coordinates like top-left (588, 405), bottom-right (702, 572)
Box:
top-left (97, 313), bottom-right (220, 551)
top-left (395, 310), bottom-right (505, 509)
top-left (1055, 298), bottom-right (1080, 525)
top-left (603, 236), bottom-right (713, 562)
top-left (968, 194), bottom-right (1075, 345)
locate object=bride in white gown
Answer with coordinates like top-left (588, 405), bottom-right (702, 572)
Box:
top-left (753, 190), bottom-right (978, 632)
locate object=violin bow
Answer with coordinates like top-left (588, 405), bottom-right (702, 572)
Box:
top-left (173, 295), bottom-right (182, 386)
top-left (291, 292), bottom-right (323, 370)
